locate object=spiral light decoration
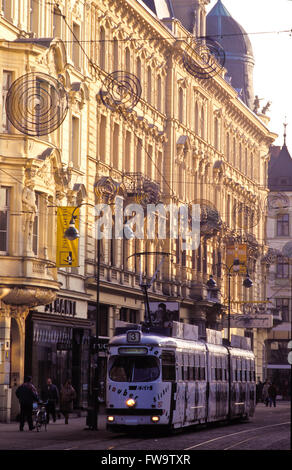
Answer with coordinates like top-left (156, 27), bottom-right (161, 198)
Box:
top-left (94, 176), bottom-right (120, 204)
top-left (266, 192), bottom-right (289, 215)
top-left (192, 199), bottom-right (222, 236)
top-left (232, 201), bottom-right (261, 230)
top-left (99, 71), bottom-right (142, 111)
top-left (183, 37), bottom-right (225, 80)
top-left (5, 72), bottom-right (68, 136)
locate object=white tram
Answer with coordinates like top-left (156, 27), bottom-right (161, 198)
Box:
top-left (106, 323), bottom-right (256, 432)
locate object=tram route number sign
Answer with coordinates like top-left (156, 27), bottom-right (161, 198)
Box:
top-left (127, 331), bottom-right (141, 343)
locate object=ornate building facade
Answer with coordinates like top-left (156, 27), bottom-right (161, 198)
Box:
top-left (265, 137), bottom-right (292, 399)
top-left (0, 0), bottom-right (276, 421)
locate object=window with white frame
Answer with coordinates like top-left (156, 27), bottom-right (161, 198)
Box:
top-left (53, 6), bottom-right (62, 37)
top-left (0, 187), bottom-right (9, 252)
top-left (30, 0), bottom-right (39, 35)
top-left (2, 0), bottom-right (11, 19)
top-left (1, 71), bottom-right (12, 133)
top-left (72, 22), bottom-right (80, 68)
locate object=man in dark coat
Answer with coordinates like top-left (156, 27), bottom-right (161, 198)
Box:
top-left (41, 378), bottom-right (59, 423)
top-left (16, 376), bottom-right (38, 431)
top-left (268, 382), bottom-right (277, 407)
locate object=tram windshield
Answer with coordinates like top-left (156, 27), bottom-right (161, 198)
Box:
top-left (109, 356), bottom-right (160, 382)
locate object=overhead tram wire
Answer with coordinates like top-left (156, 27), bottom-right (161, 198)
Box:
top-left (53, 0), bottom-right (176, 200)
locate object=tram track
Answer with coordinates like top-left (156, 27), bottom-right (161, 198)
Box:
top-left (184, 420), bottom-right (291, 450)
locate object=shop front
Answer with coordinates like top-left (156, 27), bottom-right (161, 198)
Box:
top-left (24, 300), bottom-right (92, 413)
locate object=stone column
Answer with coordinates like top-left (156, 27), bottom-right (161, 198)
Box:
top-left (0, 303), bottom-right (29, 422)
top-left (0, 303), bottom-right (12, 423)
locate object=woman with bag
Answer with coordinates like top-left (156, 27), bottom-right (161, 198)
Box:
top-left (60, 379), bottom-right (76, 424)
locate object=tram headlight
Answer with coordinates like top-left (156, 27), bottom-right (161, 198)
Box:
top-left (151, 416), bottom-right (160, 423)
top-left (107, 416), bottom-right (115, 422)
top-left (125, 398), bottom-right (136, 408)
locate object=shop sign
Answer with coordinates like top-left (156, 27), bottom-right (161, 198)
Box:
top-left (45, 298), bottom-right (76, 316)
top-left (223, 314), bottom-right (273, 329)
top-left (90, 337), bottom-right (108, 353)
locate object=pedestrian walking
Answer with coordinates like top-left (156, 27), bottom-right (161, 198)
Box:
top-left (16, 376), bottom-right (38, 431)
top-left (268, 382), bottom-right (277, 407)
top-left (41, 378), bottom-right (59, 423)
top-left (262, 380), bottom-right (270, 407)
top-left (256, 378), bottom-right (263, 404)
top-left (60, 379), bottom-right (76, 424)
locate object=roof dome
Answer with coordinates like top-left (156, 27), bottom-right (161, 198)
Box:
top-left (206, 0), bottom-right (255, 108)
top-left (207, 0), bottom-right (253, 57)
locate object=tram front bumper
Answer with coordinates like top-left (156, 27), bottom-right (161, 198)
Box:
top-left (106, 408), bottom-right (166, 428)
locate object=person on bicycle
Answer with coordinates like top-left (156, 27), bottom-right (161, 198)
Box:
top-left (41, 378), bottom-right (59, 424)
top-left (16, 376), bottom-right (38, 431)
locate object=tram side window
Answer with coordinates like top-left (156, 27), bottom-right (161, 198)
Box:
top-left (161, 351), bottom-right (176, 381)
top-left (183, 354), bottom-right (189, 381)
top-left (215, 356), bottom-right (222, 381)
top-left (232, 358), bottom-right (237, 381)
top-left (237, 358), bottom-right (242, 381)
top-left (242, 359), bottom-right (246, 382)
top-left (189, 354), bottom-right (194, 381)
top-left (200, 354), bottom-right (206, 380)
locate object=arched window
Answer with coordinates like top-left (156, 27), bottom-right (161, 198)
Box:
top-left (178, 87), bottom-right (184, 123)
top-left (250, 152), bottom-right (254, 178)
top-left (195, 102), bottom-right (199, 134)
top-left (226, 133), bottom-right (230, 161)
top-left (113, 38), bottom-right (119, 71)
top-left (147, 66), bottom-right (152, 104)
top-left (113, 123), bottom-right (119, 169)
top-left (214, 117), bottom-right (219, 149)
top-left (157, 75), bottom-right (162, 112)
top-left (245, 148), bottom-right (248, 175)
top-left (53, 6), bottom-right (62, 37)
top-left (99, 26), bottom-right (106, 70)
top-left (125, 47), bottom-right (131, 72)
top-left (201, 106), bottom-right (205, 139)
top-left (125, 131), bottom-right (131, 172)
top-left (233, 137), bottom-right (236, 166)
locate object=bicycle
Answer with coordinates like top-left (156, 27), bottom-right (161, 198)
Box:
top-left (33, 401), bottom-right (48, 432)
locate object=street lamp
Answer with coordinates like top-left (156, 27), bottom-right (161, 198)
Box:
top-left (64, 202), bottom-right (100, 430)
top-left (207, 259), bottom-right (253, 345)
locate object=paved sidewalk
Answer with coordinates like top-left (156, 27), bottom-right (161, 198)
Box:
top-left (0, 409), bottom-right (107, 432)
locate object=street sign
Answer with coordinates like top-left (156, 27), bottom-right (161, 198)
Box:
top-left (223, 314), bottom-right (273, 329)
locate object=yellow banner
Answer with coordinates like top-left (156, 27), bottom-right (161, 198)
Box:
top-left (226, 244), bottom-right (247, 273)
top-left (56, 207), bottom-right (79, 267)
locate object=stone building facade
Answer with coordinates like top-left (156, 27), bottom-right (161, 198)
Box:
top-left (0, 0), bottom-right (276, 421)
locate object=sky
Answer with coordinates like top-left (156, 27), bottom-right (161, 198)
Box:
top-left (206, 0), bottom-right (292, 150)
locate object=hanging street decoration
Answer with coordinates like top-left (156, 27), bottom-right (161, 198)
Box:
top-left (99, 70), bottom-right (142, 111)
top-left (5, 72), bottom-right (68, 136)
top-left (56, 207), bottom-right (79, 267)
top-left (183, 37), bottom-right (226, 80)
top-left (232, 200), bottom-right (262, 230)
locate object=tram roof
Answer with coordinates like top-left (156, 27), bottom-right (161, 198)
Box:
top-left (109, 332), bottom-right (207, 350)
top-left (109, 332), bottom-right (254, 358)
